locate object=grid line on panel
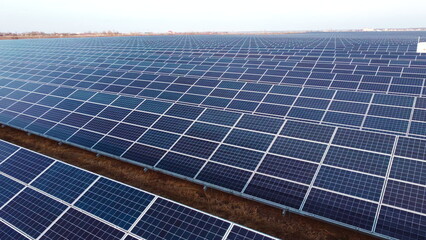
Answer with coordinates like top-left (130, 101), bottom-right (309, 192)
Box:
top-left (372, 136), bottom-right (399, 232)
top-left (299, 127), bottom-right (338, 210)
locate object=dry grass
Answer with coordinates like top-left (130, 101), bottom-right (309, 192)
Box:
top-left (0, 126), bottom-right (379, 240)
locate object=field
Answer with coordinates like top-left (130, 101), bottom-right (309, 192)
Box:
top-left (0, 33), bottom-right (425, 240)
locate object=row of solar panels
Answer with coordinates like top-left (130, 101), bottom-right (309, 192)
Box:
top-left (0, 75), bottom-right (424, 239)
top-left (1, 38), bottom-right (424, 53)
top-left (0, 139), bottom-right (277, 240)
top-left (1, 39), bottom-right (425, 60)
top-left (3, 49), bottom-right (426, 66)
top-left (2, 48), bottom-right (426, 74)
top-left (2, 54), bottom-right (426, 95)
top-left (3, 58), bottom-right (426, 87)
top-left (1, 70), bottom-right (425, 138)
top-left (2, 36), bottom-right (425, 54)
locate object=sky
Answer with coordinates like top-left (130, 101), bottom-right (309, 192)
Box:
top-left (1, 0), bottom-right (425, 33)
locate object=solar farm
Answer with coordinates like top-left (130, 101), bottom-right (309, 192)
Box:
top-left (0, 32), bottom-right (426, 240)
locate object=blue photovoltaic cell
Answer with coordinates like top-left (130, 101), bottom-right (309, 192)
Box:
top-left (172, 136), bottom-right (218, 158)
top-left (156, 152), bottom-right (205, 178)
top-left (227, 225), bottom-right (275, 240)
top-left (329, 101), bottom-right (368, 114)
top-left (61, 113), bottom-right (92, 128)
top-left (244, 174), bottom-right (308, 208)
top-left (324, 146), bottom-right (390, 176)
top-left (0, 149), bottom-right (53, 183)
top-left (280, 120), bottom-right (334, 143)
top-left (68, 130), bottom-right (103, 148)
top-left (109, 123), bottom-right (147, 141)
top-left (40, 208), bottom-right (125, 240)
top-left (270, 137), bottom-right (327, 162)
top-left (314, 166), bottom-right (384, 201)
top-left (228, 100), bottom-right (259, 111)
top-left (153, 116), bottom-right (191, 134)
top-left (0, 111), bottom-right (18, 123)
top-left (38, 96), bottom-right (62, 107)
top-left (45, 124), bottom-right (77, 141)
top-left (138, 100), bottom-right (171, 113)
top-left (395, 137), bottom-right (426, 160)
top-left (8, 115), bottom-right (35, 129)
top-left (415, 98), bottom-right (426, 109)
top-left (364, 116), bottom-right (408, 133)
top-left (196, 162), bottom-right (252, 192)
top-left (210, 145), bottom-right (263, 170)
top-left (413, 109), bottom-right (426, 121)
top-left (294, 97), bottom-right (330, 109)
top-left (383, 180), bottom-right (426, 214)
top-left (368, 105), bottom-right (411, 119)
top-left (263, 94), bottom-right (295, 105)
top-left (111, 96), bottom-right (143, 109)
top-left (55, 99), bottom-right (83, 111)
top-left (40, 109), bottom-right (70, 122)
top-left (235, 91), bottom-right (264, 102)
top-left (0, 140), bottom-right (19, 163)
top-left (256, 103), bottom-right (290, 116)
top-left (186, 122), bottom-right (230, 142)
top-left (334, 91), bottom-right (372, 103)
top-left (25, 119), bottom-right (55, 133)
top-left (236, 114), bottom-right (284, 134)
top-left (303, 188), bottom-right (377, 230)
top-left (287, 107), bottom-right (324, 121)
top-left (124, 236), bottom-right (139, 240)
top-left (301, 88), bottom-right (334, 99)
top-left (270, 85), bottom-right (301, 95)
top-left (390, 157), bottom-right (426, 185)
top-left (124, 111), bottom-right (159, 127)
top-left (0, 222), bottom-right (29, 240)
top-left (372, 94), bottom-right (414, 107)
top-left (93, 136), bottom-right (133, 156)
top-left (257, 154), bottom-right (317, 184)
top-left (24, 105), bottom-right (49, 117)
top-left (203, 97), bottom-right (230, 107)
top-left (84, 118), bottom-right (118, 134)
top-left (131, 198), bottom-right (230, 240)
top-left (75, 102), bottom-right (105, 115)
top-left (166, 104), bottom-right (204, 120)
top-left (199, 109), bottom-right (241, 126)
top-left (31, 162), bottom-right (97, 203)
top-left (376, 206), bottom-right (426, 240)
top-left (75, 178), bottom-right (154, 230)
top-left (123, 144), bottom-right (165, 165)
top-left (0, 175), bottom-right (24, 207)
top-left (323, 111), bottom-right (364, 126)
top-left (332, 128), bottom-right (395, 154)
top-left (98, 106), bottom-right (131, 121)
top-left (0, 188), bottom-right (67, 238)
top-left (225, 129), bottom-right (274, 151)
top-left (139, 129), bottom-right (179, 149)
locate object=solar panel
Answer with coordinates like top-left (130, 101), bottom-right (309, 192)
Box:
top-left (0, 33), bottom-right (425, 239)
top-left (0, 139), bottom-right (277, 240)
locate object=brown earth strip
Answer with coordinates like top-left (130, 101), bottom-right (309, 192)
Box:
top-left (0, 126), bottom-right (378, 240)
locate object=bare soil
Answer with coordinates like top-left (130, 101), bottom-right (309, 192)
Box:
top-left (0, 126), bottom-right (379, 240)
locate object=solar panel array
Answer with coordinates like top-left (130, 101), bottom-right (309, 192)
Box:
top-left (0, 139), bottom-right (276, 240)
top-left (0, 32), bottom-right (425, 239)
